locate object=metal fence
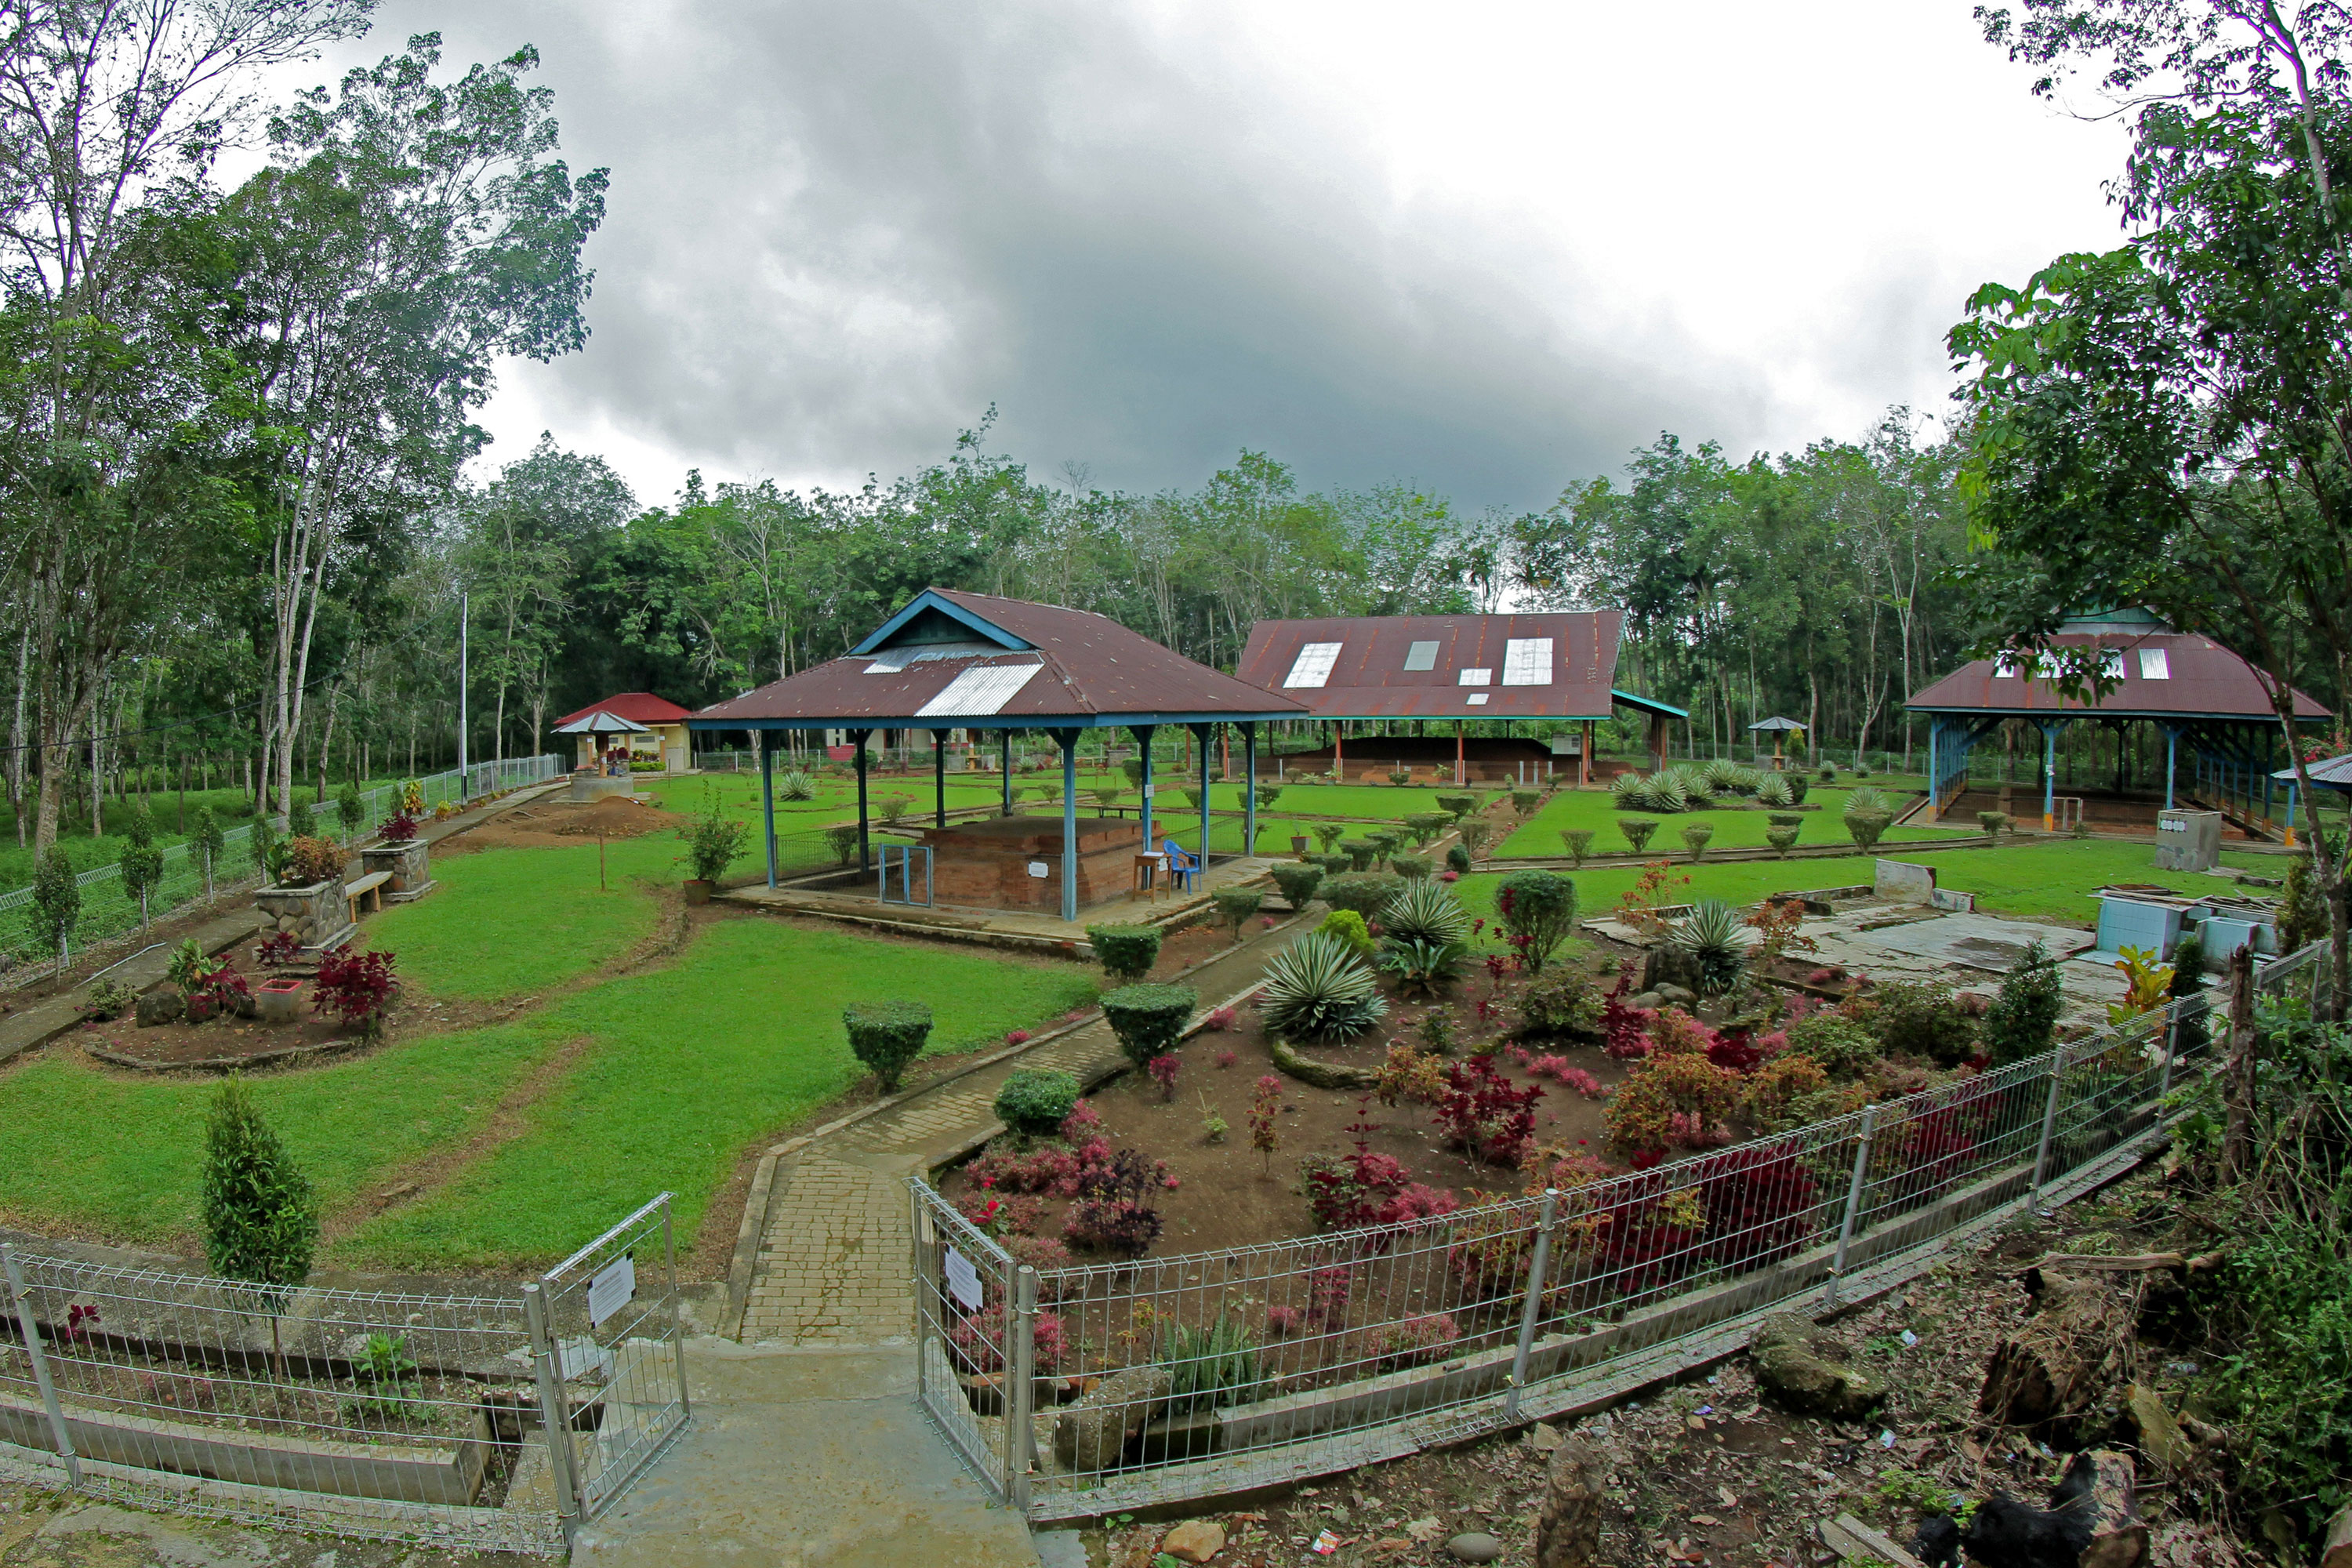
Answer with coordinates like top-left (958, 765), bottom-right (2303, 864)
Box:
top-left (0, 1192), bottom-right (685, 1555)
top-left (913, 951), bottom-right (2316, 1520)
top-left (0, 756), bottom-right (563, 973)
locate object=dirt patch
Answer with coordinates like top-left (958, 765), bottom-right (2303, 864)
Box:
top-left (437, 794), bottom-right (686, 856)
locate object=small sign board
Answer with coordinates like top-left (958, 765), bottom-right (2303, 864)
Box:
top-left (1027, 860), bottom-right (1050, 878)
top-left (587, 1253), bottom-right (637, 1328)
top-left (944, 1245), bottom-right (983, 1312)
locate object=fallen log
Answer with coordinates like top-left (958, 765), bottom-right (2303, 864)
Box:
top-left (1821, 1512), bottom-right (1929, 1568)
top-left (2027, 1253), bottom-right (2186, 1274)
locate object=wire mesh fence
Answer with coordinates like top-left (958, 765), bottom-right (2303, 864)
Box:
top-left (0, 757), bottom-right (562, 974)
top-left (914, 954), bottom-right (2307, 1519)
top-left (0, 1190), bottom-right (684, 1554)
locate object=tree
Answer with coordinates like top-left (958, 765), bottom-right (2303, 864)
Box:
top-left (189, 804), bottom-right (226, 898)
top-left (28, 845), bottom-right (79, 963)
top-left (200, 1076), bottom-right (318, 1374)
top-left (118, 803), bottom-right (165, 926)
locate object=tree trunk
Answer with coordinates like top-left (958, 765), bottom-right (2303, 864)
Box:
top-left (2220, 946), bottom-right (2259, 1180)
top-left (8, 624), bottom-right (27, 848)
top-left (1978, 1269), bottom-right (2135, 1431)
top-left (1534, 1439), bottom-right (1608, 1568)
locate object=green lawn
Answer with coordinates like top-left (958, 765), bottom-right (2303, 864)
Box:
top-left (0, 779), bottom-right (407, 887)
top-left (1494, 782), bottom-right (1965, 859)
top-left (1453, 838), bottom-right (2278, 929)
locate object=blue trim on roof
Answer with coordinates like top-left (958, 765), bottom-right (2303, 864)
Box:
top-left (1612, 688), bottom-right (1689, 720)
top-left (848, 590), bottom-right (1032, 657)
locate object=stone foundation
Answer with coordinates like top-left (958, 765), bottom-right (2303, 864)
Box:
top-left (253, 879), bottom-right (354, 954)
top-left (914, 815), bottom-right (1166, 911)
top-left (363, 839), bottom-right (433, 902)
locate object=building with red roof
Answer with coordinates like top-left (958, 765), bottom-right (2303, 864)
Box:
top-left (553, 692), bottom-right (695, 774)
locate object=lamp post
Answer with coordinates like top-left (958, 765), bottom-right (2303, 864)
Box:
top-left (457, 588), bottom-right (470, 781)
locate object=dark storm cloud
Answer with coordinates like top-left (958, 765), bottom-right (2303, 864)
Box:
top-left (328, 0), bottom-right (1764, 508)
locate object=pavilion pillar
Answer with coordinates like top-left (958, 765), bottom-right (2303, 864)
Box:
top-left (1926, 720), bottom-right (1939, 822)
top-left (1001, 730), bottom-right (1014, 816)
top-left (934, 730), bottom-right (947, 828)
top-left (1581, 720), bottom-right (1592, 787)
top-left (852, 728), bottom-right (873, 872)
top-left (1455, 720), bottom-right (1464, 786)
top-left (1243, 723), bottom-right (1258, 854)
top-left (2163, 726), bottom-right (2178, 811)
top-left (2041, 721), bottom-right (2060, 833)
top-left (1333, 721), bottom-right (1342, 782)
top-left (1130, 724), bottom-right (1157, 863)
top-left (1057, 729), bottom-right (1079, 924)
top-left (759, 731), bottom-right (778, 888)
top-left (1192, 723), bottom-right (1214, 871)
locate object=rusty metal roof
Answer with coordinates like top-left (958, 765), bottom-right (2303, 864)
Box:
top-left (1234, 612), bottom-right (1631, 720)
top-left (689, 588), bottom-right (1310, 730)
top-left (1909, 630), bottom-right (2329, 723)
top-left (554, 691), bottom-right (692, 726)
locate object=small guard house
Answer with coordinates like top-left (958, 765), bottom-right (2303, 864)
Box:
top-left (1233, 611), bottom-right (1686, 786)
top-left (552, 693), bottom-right (695, 774)
top-left (1907, 610), bottom-right (2330, 837)
top-left (688, 589), bottom-right (1308, 922)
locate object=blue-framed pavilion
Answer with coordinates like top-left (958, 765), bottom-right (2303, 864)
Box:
top-left (688, 588), bottom-right (1310, 921)
top-left (1906, 611), bottom-right (2330, 838)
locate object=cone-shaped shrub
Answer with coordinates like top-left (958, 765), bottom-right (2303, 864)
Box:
top-left (1086, 923), bottom-right (1163, 982)
top-left (1102, 984), bottom-right (1198, 1065)
top-left (844, 1000), bottom-right (934, 1091)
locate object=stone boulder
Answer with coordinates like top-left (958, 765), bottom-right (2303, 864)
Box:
top-left (134, 989), bottom-right (183, 1028)
top-left (1051, 1363), bottom-right (1172, 1472)
top-left (1749, 1313), bottom-right (1888, 1421)
top-left (1160, 1520), bottom-right (1225, 1563)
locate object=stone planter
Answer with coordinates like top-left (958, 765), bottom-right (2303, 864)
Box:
top-left (362, 839), bottom-right (434, 902)
top-left (1290, 835), bottom-right (1310, 855)
top-left (683, 879), bottom-right (713, 906)
top-left (252, 879), bottom-right (354, 956)
top-left (255, 977), bottom-right (305, 1025)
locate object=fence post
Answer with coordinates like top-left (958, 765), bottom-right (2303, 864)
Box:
top-left (2028, 1042), bottom-right (2070, 1209)
top-left (1, 1243), bottom-right (80, 1485)
top-left (524, 1283), bottom-right (583, 1541)
top-left (1504, 1189), bottom-right (1559, 1423)
top-left (1824, 1105), bottom-right (1878, 1309)
top-left (1007, 1265), bottom-right (1039, 1515)
top-left (2158, 999), bottom-right (2183, 1103)
top-left (661, 1198), bottom-right (691, 1422)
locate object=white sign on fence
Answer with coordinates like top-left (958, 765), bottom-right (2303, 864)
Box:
top-left (588, 1252), bottom-right (637, 1327)
top-left (944, 1245), bottom-right (982, 1311)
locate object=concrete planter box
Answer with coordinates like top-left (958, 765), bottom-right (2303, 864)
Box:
top-left (253, 880), bottom-right (354, 955)
top-left (255, 977), bottom-right (305, 1025)
top-left (362, 840), bottom-right (434, 902)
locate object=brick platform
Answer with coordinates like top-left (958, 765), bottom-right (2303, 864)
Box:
top-left (914, 813), bottom-right (1162, 910)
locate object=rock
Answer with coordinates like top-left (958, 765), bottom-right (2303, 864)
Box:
top-left (1749, 1312), bottom-right (1888, 1421)
top-left (1656, 983), bottom-right (1698, 1007)
top-left (1051, 1364), bottom-right (1171, 1472)
top-left (1642, 944), bottom-right (1706, 996)
top-left (1528, 1421), bottom-right (1563, 1453)
top-left (1535, 1438), bottom-right (1608, 1568)
top-left (134, 990), bottom-right (183, 1028)
top-left (1446, 1532), bottom-right (1502, 1563)
top-left (1628, 992), bottom-right (1663, 1010)
top-left (1160, 1521), bottom-right (1224, 1563)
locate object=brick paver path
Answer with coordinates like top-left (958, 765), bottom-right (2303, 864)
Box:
top-left (739, 932), bottom-right (1288, 1346)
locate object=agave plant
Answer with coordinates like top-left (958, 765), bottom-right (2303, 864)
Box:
top-left (777, 770), bottom-right (817, 802)
top-left (1845, 786), bottom-right (1886, 813)
top-left (1379, 878), bottom-right (1470, 946)
top-left (1610, 772), bottom-right (1650, 811)
top-left (1258, 931), bottom-right (1388, 1044)
top-left (1754, 773), bottom-right (1794, 808)
top-left (1667, 898), bottom-right (1749, 996)
top-left (1377, 937), bottom-right (1470, 996)
top-left (1702, 758), bottom-right (1744, 794)
top-left (1649, 774), bottom-right (1689, 814)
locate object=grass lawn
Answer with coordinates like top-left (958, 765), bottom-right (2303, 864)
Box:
top-left (1452, 838), bottom-right (2279, 930)
top-left (1494, 783), bottom-right (1965, 859)
top-left (0, 779), bottom-right (408, 887)
top-left (337, 917), bottom-right (1098, 1267)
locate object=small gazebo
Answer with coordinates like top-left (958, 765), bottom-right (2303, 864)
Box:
top-left (688, 589), bottom-right (1309, 921)
top-left (1748, 716), bottom-right (1806, 765)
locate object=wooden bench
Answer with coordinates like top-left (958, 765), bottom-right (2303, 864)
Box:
top-left (345, 870), bottom-right (392, 915)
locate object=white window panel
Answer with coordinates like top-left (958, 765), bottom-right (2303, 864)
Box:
top-left (915, 662), bottom-right (1042, 717)
top-left (1466, 692), bottom-right (1490, 706)
top-left (2101, 649), bottom-right (2125, 679)
top-left (2138, 648), bottom-right (2169, 679)
top-left (1501, 637), bottom-right (1554, 686)
top-left (1283, 641), bottom-right (1344, 688)
top-left (2034, 652), bottom-right (2064, 679)
top-left (1457, 667), bottom-right (1493, 687)
top-left (1993, 655), bottom-right (2022, 679)
top-left (1403, 640), bottom-right (1440, 672)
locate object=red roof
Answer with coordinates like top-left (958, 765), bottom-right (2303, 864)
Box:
top-left (692, 589), bottom-right (1308, 728)
top-left (1235, 612), bottom-right (1626, 720)
top-left (1909, 632), bottom-right (2328, 721)
top-left (554, 692), bottom-right (693, 727)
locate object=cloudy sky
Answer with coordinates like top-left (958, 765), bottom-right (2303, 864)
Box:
top-left (289, 0), bottom-right (2129, 512)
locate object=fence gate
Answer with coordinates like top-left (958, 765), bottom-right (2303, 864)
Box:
top-left (878, 844), bottom-right (933, 906)
top-left (528, 1193), bottom-right (694, 1538)
top-left (910, 1184), bottom-right (1018, 1506)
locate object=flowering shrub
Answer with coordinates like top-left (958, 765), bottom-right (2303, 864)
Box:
top-left (1006, 1235), bottom-right (1072, 1272)
top-left (1365, 1313), bottom-right (1461, 1369)
top-left (1742, 1054), bottom-right (1831, 1131)
top-left (1005, 1029), bottom-right (1031, 1046)
top-left (1647, 1007), bottom-right (1713, 1056)
top-left (1203, 1006), bottom-right (1236, 1031)
top-left (949, 1308), bottom-right (1068, 1374)
top-left (1689, 1140), bottom-right (1820, 1269)
top-left (1062, 1148), bottom-right (1173, 1257)
top-left (1266, 1305), bottom-right (1306, 1337)
top-left (1603, 1053), bottom-right (1740, 1159)
top-left (314, 948), bottom-right (396, 1033)
top-left (1307, 1265), bottom-right (1354, 1327)
top-left (1806, 966), bottom-right (1846, 987)
top-left (1704, 1026), bottom-right (1763, 1073)
top-left (1373, 1043), bottom-right (1448, 1106)
top-left (1060, 1100), bottom-right (1103, 1140)
top-left (1599, 975), bottom-right (1655, 1061)
top-left (1665, 1111), bottom-right (1733, 1149)
top-left (1297, 1145), bottom-right (1460, 1230)
top-left (1432, 1057), bottom-right (1544, 1166)
top-left (1214, 1049), bottom-right (1238, 1069)
top-left (1147, 1053), bottom-right (1181, 1101)
top-left (1589, 1178), bottom-right (1708, 1291)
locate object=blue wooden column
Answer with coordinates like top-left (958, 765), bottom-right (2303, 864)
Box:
top-left (933, 729), bottom-right (947, 828)
top-left (759, 730), bottom-right (778, 887)
top-left (1000, 730), bottom-right (1014, 816)
top-left (1058, 728), bottom-right (1080, 923)
top-left (1131, 724), bottom-right (1157, 863)
top-left (2040, 720), bottom-right (2063, 831)
top-left (851, 728), bottom-right (873, 872)
top-left (1927, 720), bottom-right (1940, 822)
top-left (2161, 725), bottom-right (2179, 810)
top-left (1191, 723), bottom-right (1214, 870)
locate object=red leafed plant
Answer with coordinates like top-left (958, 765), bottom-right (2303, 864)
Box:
top-left (1147, 1053), bottom-right (1181, 1101)
top-left (379, 811), bottom-right (420, 842)
top-left (1687, 1139), bottom-right (1821, 1269)
top-left (1298, 1121), bottom-right (1461, 1231)
top-left (256, 931), bottom-right (301, 967)
top-left (1432, 1056), bottom-right (1544, 1166)
top-left (1705, 1025), bottom-right (1763, 1073)
top-left (1599, 973), bottom-right (1654, 1061)
top-left (314, 948), bottom-right (397, 1033)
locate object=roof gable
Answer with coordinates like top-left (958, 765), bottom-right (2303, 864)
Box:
top-left (554, 691), bottom-right (692, 726)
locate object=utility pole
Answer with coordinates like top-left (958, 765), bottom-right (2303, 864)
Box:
top-left (457, 589), bottom-right (470, 779)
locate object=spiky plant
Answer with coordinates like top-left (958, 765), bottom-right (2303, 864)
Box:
top-left (1380, 878), bottom-right (1470, 946)
top-left (1258, 931), bottom-right (1388, 1044)
top-left (1702, 758), bottom-right (1743, 794)
top-left (777, 770), bottom-right (817, 802)
top-left (1755, 773), bottom-right (1794, 808)
top-left (1649, 774), bottom-right (1689, 814)
top-left (1845, 786), bottom-right (1886, 813)
top-left (1610, 772), bottom-right (1649, 811)
top-left (1377, 937), bottom-right (1470, 996)
top-left (1667, 898), bottom-right (1748, 996)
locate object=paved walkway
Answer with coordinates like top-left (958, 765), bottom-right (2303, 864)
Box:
top-left (739, 923), bottom-right (1294, 1346)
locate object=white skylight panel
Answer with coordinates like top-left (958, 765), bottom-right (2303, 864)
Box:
top-left (915, 662), bottom-right (1042, 717)
top-left (1466, 692), bottom-right (1489, 706)
top-left (2139, 648), bottom-right (2169, 680)
top-left (1402, 640), bottom-right (1440, 672)
top-left (1457, 668), bottom-right (1492, 687)
top-left (1283, 641), bottom-right (1344, 688)
top-left (1501, 637), bottom-right (1553, 686)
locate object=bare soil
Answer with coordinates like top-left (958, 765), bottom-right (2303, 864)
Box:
top-left (435, 793), bottom-right (684, 856)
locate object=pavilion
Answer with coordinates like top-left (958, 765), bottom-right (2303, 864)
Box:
top-left (1906, 610), bottom-right (2330, 836)
top-left (1232, 611), bottom-right (1686, 786)
top-left (687, 588), bottom-right (1308, 921)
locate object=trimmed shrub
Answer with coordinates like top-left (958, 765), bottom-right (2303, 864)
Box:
top-left (1445, 843), bottom-right (1472, 874)
top-left (201, 1077), bottom-right (318, 1312)
top-left (1436, 793), bottom-right (1475, 819)
top-left (1457, 819), bottom-right (1495, 859)
top-left (286, 799), bottom-right (317, 840)
top-left (1403, 811), bottom-right (1450, 846)
top-left (1619, 817), bottom-right (1660, 854)
top-left (1787, 771), bottom-right (1809, 804)
top-left (993, 1069), bottom-right (1081, 1137)
top-left (1509, 789), bottom-right (1541, 816)
top-left (1842, 807), bottom-right (1893, 853)
top-left (1679, 822), bottom-right (1714, 862)
top-left (1269, 863), bottom-right (1324, 908)
top-left (1765, 825), bottom-right (1801, 858)
top-left (1867, 979), bottom-right (1980, 1066)
top-left (1085, 922), bottom-right (1163, 982)
top-left (1517, 964), bottom-right (1605, 1038)
top-left (188, 805), bottom-right (226, 891)
top-left (1318, 909), bottom-right (1374, 958)
top-left (1780, 1014), bottom-right (1880, 1080)
top-left (1102, 983), bottom-right (1198, 1065)
top-left (1210, 887), bottom-right (1262, 940)
top-left (1495, 869), bottom-right (1578, 970)
top-left (844, 1000), bottom-right (935, 1091)
top-left (1367, 829), bottom-right (1403, 862)
top-left (1258, 785), bottom-right (1283, 810)
top-left (249, 814), bottom-right (281, 879)
top-left (1560, 829), bottom-right (1595, 866)
top-left (1259, 931), bottom-right (1386, 1044)
top-left (1766, 811), bottom-right (1804, 827)
top-left (824, 823), bottom-right (862, 865)
top-left (1338, 837), bottom-right (1377, 871)
top-left (1390, 853), bottom-right (1434, 880)
top-left (1981, 938), bottom-right (2064, 1066)
top-left (118, 804), bottom-right (165, 925)
top-left (1321, 871), bottom-right (1405, 919)
top-left (336, 782), bottom-right (365, 837)
top-left (1976, 810), bottom-right (2009, 839)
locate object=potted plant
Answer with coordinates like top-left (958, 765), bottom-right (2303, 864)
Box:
top-left (361, 811), bottom-right (432, 900)
top-left (683, 800), bottom-right (750, 903)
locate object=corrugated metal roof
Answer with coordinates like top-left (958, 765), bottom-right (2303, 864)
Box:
top-left (691, 589), bottom-right (1311, 728)
top-left (1909, 631), bottom-right (2328, 721)
top-left (2273, 753), bottom-right (2352, 788)
top-left (553, 691), bottom-right (692, 726)
top-left (1234, 612), bottom-right (1628, 720)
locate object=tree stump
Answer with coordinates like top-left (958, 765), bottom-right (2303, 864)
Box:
top-left (1980, 1270), bottom-right (2134, 1430)
top-left (1534, 1438), bottom-right (1607, 1568)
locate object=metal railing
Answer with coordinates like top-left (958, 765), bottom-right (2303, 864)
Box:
top-left (913, 954), bottom-right (2310, 1519)
top-left (0, 1190), bottom-right (684, 1555)
top-left (0, 757), bottom-right (562, 973)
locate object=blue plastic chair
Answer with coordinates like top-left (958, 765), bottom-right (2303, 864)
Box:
top-left (1162, 838), bottom-right (1200, 892)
